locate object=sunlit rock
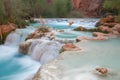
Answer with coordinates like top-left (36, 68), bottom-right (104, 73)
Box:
top-left (96, 67), bottom-right (108, 74)
top-left (112, 24), bottom-right (120, 34)
top-left (76, 36), bottom-right (90, 42)
top-left (74, 26), bottom-right (87, 31)
top-left (62, 43), bottom-right (81, 51)
top-left (93, 32), bottom-right (110, 37)
top-left (96, 16), bottom-right (115, 27)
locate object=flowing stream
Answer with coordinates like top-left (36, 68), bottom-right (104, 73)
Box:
top-left (0, 18), bottom-right (100, 80)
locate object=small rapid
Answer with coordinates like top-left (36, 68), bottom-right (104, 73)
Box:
top-left (0, 18), bottom-right (99, 80)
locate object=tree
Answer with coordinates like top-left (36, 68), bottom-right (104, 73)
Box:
top-left (103, 0), bottom-right (120, 21)
top-left (103, 0), bottom-right (120, 15)
top-left (0, 0), bottom-right (7, 24)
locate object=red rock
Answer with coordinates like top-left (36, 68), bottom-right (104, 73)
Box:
top-left (97, 26), bottom-right (111, 33)
top-left (0, 23), bottom-right (16, 41)
top-left (78, 26), bottom-right (86, 31)
top-left (62, 43), bottom-right (81, 51)
top-left (112, 24), bottom-right (120, 33)
top-left (103, 23), bottom-right (117, 27)
top-left (72, 0), bottom-right (105, 17)
top-left (93, 32), bottom-right (110, 37)
top-left (96, 16), bottom-right (115, 27)
top-left (96, 67), bottom-right (108, 74)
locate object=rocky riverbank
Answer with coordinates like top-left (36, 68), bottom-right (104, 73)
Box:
top-left (0, 23), bottom-right (16, 44)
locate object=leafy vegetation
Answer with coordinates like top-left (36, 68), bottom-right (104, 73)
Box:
top-left (0, 0), bottom-right (72, 27)
top-left (103, 0), bottom-right (120, 21)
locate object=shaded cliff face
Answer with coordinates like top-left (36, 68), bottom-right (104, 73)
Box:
top-left (72, 0), bottom-right (105, 17)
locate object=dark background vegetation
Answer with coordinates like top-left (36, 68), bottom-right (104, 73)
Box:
top-left (0, 0), bottom-right (120, 28)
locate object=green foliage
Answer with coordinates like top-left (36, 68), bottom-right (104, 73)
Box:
top-left (59, 48), bottom-right (65, 53)
top-left (15, 18), bottom-right (29, 28)
top-left (38, 26), bottom-right (50, 33)
top-left (53, 0), bottom-right (72, 17)
top-left (71, 11), bottom-right (83, 18)
top-left (0, 0), bottom-right (72, 26)
top-left (0, 32), bottom-right (8, 44)
top-left (115, 15), bottom-right (120, 22)
top-left (103, 0), bottom-right (120, 15)
top-left (0, 0), bottom-right (8, 25)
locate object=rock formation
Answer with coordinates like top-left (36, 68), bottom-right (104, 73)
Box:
top-left (72, 0), bottom-right (105, 17)
top-left (19, 39), bottom-right (62, 64)
top-left (62, 43), bottom-right (81, 51)
top-left (0, 23), bottom-right (16, 44)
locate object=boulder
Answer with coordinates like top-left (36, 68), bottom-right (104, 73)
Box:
top-left (103, 23), bottom-right (117, 28)
top-left (62, 43), bottom-right (81, 51)
top-left (96, 16), bottom-right (115, 27)
top-left (96, 67), bottom-right (108, 74)
top-left (19, 41), bottom-right (31, 54)
top-left (68, 21), bottom-right (74, 26)
top-left (112, 24), bottom-right (120, 33)
top-left (74, 26), bottom-right (87, 31)
top-left (93, 32), bottom-right (110, 37)
top-left (97, 26), bottom-right (111, 33)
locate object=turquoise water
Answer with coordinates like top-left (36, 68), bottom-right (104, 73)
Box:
top-left (55, 31), bottom-right (92, 39)
top-left (0, 18), bottom-right (104, 80)
top-left (29, 18), bottom-right (98, 40)
top-left (0, 46), bottom-right (41, 80)
top-left (55, 38), bottom-right (120, 80)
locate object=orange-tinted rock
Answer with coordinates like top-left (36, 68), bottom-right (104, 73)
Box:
top-left (68, 21), bottom-right (74, 26)
top-left (96, 67), bottom-right (108, 74)
top-left (103, 23), bottom-right (117, 28)
top-left (72, 0), bottom-right (105, 17)
top-left (93, 32), bottom-right (110, 37)
top-left (97, 26), bottom-right (111, 33)
top-left (0, 23), bottom-right (16, 42)
top-left (62, 43), bottom-right (81, 51)
top-left (74, 26), bottom-right (87, 31)
top-left (112, 24), bottom-right (120, 33)
top-left (96, 16), bottom-right (115, 27)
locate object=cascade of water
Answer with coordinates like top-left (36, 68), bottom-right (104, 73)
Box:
top-left (27, 39), bottom-right (62, 64)
top-left (5, 30), bottom-right (22, 46)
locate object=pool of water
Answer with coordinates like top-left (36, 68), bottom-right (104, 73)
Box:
top-left (30, 18), bottom-right (98, 40)
top-left (0, 18), bottom-right (100, 80)
top-left (52, 38), bottom-right (120, 80)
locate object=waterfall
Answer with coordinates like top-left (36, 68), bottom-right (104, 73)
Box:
top-left (21, 39), bottom-right (62, 64)
top-left (5, 30), bottom-right (22, 46)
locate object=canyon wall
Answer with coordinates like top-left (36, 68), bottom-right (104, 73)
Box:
top-left (72, 0), bottom-right (105, 17)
